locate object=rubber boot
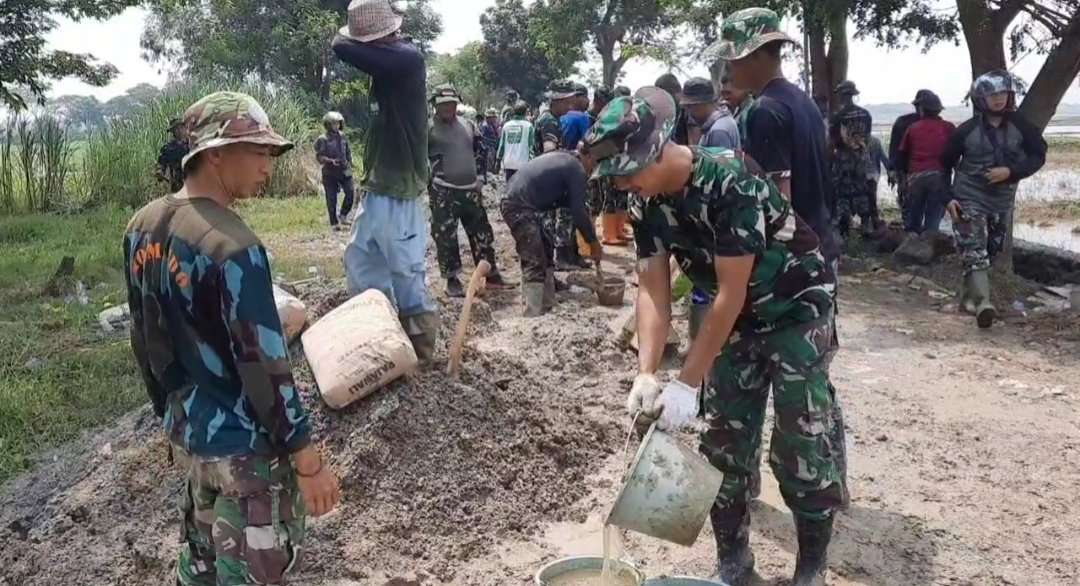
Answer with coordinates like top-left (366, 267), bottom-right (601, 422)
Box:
top-left (708, 503), bottom-right (755, 585)
top-left (958, 273), bottom-right (976, 314)
top-left (969, 269), bottom-right (995, 329)
top-left (485, 270), bottom-right (515, 291)
top-left (521, 282), bottom-right (545, 317)
top-left (829, 399), bottom-right (851, 510)
top-left (400, 311), bottom-right (439, 369)
top-left (445, 277), bottom-right (465, 298)
top-left (793, 516), bottom-right (834, 586)
top-left (542, 269), bottom-right (556, 311)
top-left (618, 210), bottom-right (633, 241)
top-left (603, 213), bottom-right (628, 246)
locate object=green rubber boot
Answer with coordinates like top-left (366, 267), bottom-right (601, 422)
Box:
top-left (969, 269), bottom-right (995, 329)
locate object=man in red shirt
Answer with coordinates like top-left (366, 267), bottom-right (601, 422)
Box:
top-left (897, 92), bottom-right (954, 234)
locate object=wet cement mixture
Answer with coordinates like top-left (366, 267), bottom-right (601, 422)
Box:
top-left (3, 183), bottom-right (1080, 586)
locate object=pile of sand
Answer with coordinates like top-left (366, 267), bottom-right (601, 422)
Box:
top-left (0, 280), bottom-right (622, 585)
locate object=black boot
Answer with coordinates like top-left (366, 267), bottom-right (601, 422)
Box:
top-left (568, 245), bottom-right (590, 269)
top-left (793, 516), bottom-right (834, 586)
top-left (708, 503), bottom-right (755, 585)
top-left (445, 277), bottom-right (465, 298)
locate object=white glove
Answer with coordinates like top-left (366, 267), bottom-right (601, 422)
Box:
top-left (626, 373), bottom-right (661, 417)
top-left (652, 380), bottom-right (699, 431)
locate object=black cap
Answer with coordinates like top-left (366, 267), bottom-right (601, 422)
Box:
top-left (919, 92), bottom-right (943, 112)
top-left (912, 89), bottom-right (933, 105)
top-left (573, 83), bottom-right (588, 97)
top-left (680, 77), bottom-right (717, 105)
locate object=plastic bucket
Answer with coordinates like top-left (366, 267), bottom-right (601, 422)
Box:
top-left (597, 276), bottom-right (626, 306)
top-left (643, 577), bottom-right (728, 586)
top-left (605, 425), bottom-right (724, 547)
top-left (534, 555), bottom-right (644, 586)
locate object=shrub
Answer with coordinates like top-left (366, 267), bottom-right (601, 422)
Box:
top-left (0, 115), bottom-right (75, 215)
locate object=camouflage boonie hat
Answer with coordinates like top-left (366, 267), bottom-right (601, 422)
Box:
top-left (546, 80), bottom-right (576, 101)
top-left (835, 80), bottom-right (859, 96)
top-left (431, 84), bottom-right (460, 105)
top-left (484, 107), bottom-right (498, 117)
top-left (707, 7), bottom-right (796, 62)
top-left (180, 92), bottom-right (293, 168)
top-left (581, 86), bottom-right (675, 179)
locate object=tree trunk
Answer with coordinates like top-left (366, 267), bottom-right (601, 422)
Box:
top-left (806, 18), bottom-right (830, 108)
top-left (1018, 20), bottom-right (1080, 132)
top-left (824, 12), bottom-right (848, 115)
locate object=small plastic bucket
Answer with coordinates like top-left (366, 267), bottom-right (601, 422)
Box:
top-left (605, 425), bottom-right (724, 547)
top-left (597, 276), bottom-right (626, 306)
top-left (534, 555), bottom-right (644, 586)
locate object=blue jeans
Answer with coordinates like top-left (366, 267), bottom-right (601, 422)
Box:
top-left (344, 192), bottom-right (436, 317)
top-left (904, 171), bottom-right (946, 233)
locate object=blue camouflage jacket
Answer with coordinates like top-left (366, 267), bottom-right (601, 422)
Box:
top-left (124, 195), bottom-right (312, 458)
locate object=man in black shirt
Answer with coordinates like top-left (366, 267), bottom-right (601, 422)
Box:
top-left (888, 89), bottom-right (933, 227)
top-left (829, 80), bottom-right (874, 237)
top-left (711, 7), bottom-right (845, 585)
top-left (500, 152), bottom-right (601, 316)
top-left (156, 118), bottom-right (190, 193)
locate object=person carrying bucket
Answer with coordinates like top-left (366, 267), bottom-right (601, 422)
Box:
top-left (581, 86), bottom-right (842, 586)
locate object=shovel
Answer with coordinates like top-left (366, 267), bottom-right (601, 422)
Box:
top-left (448, 259), bottom-right (490, 378)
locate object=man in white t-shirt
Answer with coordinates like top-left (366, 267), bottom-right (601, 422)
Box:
top-left (496, 101), bottom-right (535, 182)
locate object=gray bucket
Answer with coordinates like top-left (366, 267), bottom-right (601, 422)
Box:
top-left (643, 577), bottom-right (729, 586)
top-left (534, 555), bottom-right (644, 585)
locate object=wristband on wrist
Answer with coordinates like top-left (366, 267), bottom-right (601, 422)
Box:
top-left (295, 457), bottom-right (322, 478)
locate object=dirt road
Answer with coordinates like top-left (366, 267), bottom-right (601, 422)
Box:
top-left (2, 189), bottom-right (1079, 586)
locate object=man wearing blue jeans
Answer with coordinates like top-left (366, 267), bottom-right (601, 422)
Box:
top-left (314, 111), bottom-right (356, 231)
top-left (333, 0), bottom-right (439, 366)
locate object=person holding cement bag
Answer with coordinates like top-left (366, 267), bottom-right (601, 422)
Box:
top-left (124, 91), bottom-right (340, 586)
top-left (582, 85), bottom-right (841, 586)
top-left (333, 0), bottom-right (439, 367)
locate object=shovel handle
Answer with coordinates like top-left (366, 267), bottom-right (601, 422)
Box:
top-left (448, 260), bottom-right (490, 378)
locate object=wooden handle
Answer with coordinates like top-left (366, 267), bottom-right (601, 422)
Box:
top-left (448, 260), bottom-right (490, 377)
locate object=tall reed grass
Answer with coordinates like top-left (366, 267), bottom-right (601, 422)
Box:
top-left (0, 115), bottom-right (73, 214)
top-left (0, 80), bottom-right (319, 216)
top-left (80, 80), bottom-right (319, 209)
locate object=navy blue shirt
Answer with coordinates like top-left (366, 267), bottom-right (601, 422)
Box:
top-left (743, 78), bottom-right (838, 263)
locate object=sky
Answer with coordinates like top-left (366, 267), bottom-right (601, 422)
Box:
top-left (46, 1), bottom-right (1080, 108)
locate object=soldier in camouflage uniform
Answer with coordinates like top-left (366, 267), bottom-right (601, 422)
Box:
top-left (537, 80), bottom-right (589, 270)
top-left (428, 85), bottom-right (512, 297)
top-left (583, 87), bottom-right (840, 586)
top-left (124, 91), bottom-right (341, 586)
top-left (830, 80), bottom-right (874, 237)
top-left (720, 73), bottom-right (755, 145)
top-left (157, 118), bottom-right (190, 193)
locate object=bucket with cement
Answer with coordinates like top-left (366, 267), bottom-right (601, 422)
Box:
top-left (597, 276), bottom-right (626, 306)
top-left (643, 577), bottom-right (728, 586)
top-left (534, 555), bottom-right (644, 586)
top-left (606, 424), bottom-right (724, 547)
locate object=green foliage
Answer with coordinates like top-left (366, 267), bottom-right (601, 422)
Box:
top-left (0, 115), bottom-right (75, 214)
top-left (141, 0), bottom-right (443, 103)
top-left (428, 42), bottom-right (500, 110)
top-left (477, 0), bottom-right (582, 105)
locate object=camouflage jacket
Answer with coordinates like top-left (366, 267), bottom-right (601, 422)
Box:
top-left (124, 196), bottom-right (311, 458)
top-left (630, 147), bottom-right (835, 333)
top-left (533, 110), bottom-right (562, 156)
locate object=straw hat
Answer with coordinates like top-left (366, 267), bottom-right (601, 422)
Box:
top-left (339, 0), bottom-right (403, 43)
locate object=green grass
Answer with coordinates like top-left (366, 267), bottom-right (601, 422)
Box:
top-left (0, 196), bottom-right (337, 482)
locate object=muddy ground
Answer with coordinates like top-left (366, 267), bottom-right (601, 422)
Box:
top-left (3, 184), bottom-right (1080, 586)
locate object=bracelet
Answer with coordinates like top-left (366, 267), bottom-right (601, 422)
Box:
top-left (296, 458), bottom-right (323, 478)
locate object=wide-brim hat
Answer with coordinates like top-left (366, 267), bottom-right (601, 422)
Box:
top-left (339, 0), bottom-right (403, 43)
top-left (179, 91), bottom-right (293, 169)
top-left (706, 7), bottom-right (797, 62)
top-left (680, 79), bottom-right (717, 105)
top-left (582, 86), bottom-right (675, 179)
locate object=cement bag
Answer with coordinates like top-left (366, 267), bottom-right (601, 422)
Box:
top-left (272, 285), bottom-right (308, 344)
top-left (301, 289), bottom-right (417, 409)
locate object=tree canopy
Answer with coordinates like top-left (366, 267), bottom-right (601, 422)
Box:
top-left (0, 0), bottom-right (145, 110)
top-left (476, 0), bottom-right (581, 105)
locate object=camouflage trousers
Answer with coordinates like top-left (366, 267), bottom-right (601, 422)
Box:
top-left (173, 446), bottom-right (305, 586)
top-left (952, 208), bottom-right (1008, 274)
top-left (833, 150), bottom-right (870, 234)
top-left (428, 184), bottom-right (499, 279)
top-left (541, 208), bottom-right (576, 248)
top-left (699, 315), bottom-right (843, 522)
top-left (601, 180), bottom-right (628, 214)
top-left (501, 197), bottom-right (553, 283)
